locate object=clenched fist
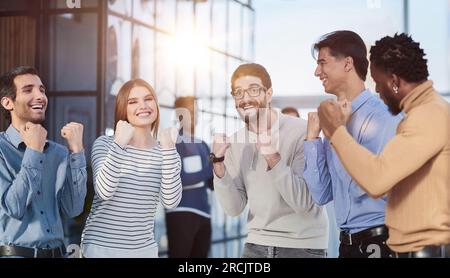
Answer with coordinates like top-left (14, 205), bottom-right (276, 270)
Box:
top-left (20, 122), bottom-right (47, 152)
top-left (318, 99), bottom-right (352, 139)
top-left (114, 120), bottom-right (135, 147)
top-left (61, 122), bottom-right (84, 153)
top-left (212, 133), bottom-right (231, 178)
top-left (306, 112), bottom-right (321, 140)
top-left (256, 131), bottom-right (281, 169)
top-left (159, 127), bottom-right (178, 149)
top-left (212, 133), bottom-right (231, 158)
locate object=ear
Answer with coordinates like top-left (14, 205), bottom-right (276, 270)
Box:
top-left (266, 87), bottom-right (273, 103)
top-left (391, 74), bottom-right (400, 89)
top-left (344, 56), bottom-right (354, 72)
top-left (1, 97), bottom-right (14, 112)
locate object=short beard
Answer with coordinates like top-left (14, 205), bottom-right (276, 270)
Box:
top-left (28, 115), bottom-right (45, 124)
top-left (383, 93), bottom-right (402, 115)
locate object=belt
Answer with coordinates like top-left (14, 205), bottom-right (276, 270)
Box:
top-left (340, 225), bottom-right (388, 246)
top-left (0, 245), bottom-right (66, 258)
top-left (395, 245), bottom-right (450, 258)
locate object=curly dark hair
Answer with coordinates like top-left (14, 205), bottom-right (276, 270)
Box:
top-left (370, 33), bottom-right (429, 83)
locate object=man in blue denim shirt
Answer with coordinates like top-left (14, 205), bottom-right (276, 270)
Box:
top-left (304, 31), bottom-right (402, 258)
top-left (0, 66), bottom-right (87, 258)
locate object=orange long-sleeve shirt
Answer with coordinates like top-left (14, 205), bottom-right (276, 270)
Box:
top-left (330, 81), bottom-right (450, 252)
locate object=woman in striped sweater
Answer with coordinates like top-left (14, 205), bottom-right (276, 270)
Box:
top-left (80, 79), bottom-right (182, 258)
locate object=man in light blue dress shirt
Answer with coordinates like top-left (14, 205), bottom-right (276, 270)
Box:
top-left (304, 31), bottom-right (402, 258)
top-left (0, 66), bottom-right (87, 258)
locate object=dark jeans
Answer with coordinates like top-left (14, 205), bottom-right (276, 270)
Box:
top-left (165, 211), bottom-right (211, 258)
top-left (339, 233), bottom-right (393, 258)
top-left (242, 243), bottom-right (326, 258)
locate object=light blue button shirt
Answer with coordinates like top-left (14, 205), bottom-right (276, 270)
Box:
top-left (304, 90), bottom-right (403, 233)
top-left (0, 125), bottom-right (87, 249)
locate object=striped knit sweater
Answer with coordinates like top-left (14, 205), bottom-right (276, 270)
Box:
top-left (81, 136), bottom-right (182, 257)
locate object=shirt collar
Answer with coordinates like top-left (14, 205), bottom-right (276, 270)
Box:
top-left (399, 80), bottom-right (434, 113)
top-left (351, 89), bottom-right (372, 114)
top-left (5, 124), bottom-right (49, 150)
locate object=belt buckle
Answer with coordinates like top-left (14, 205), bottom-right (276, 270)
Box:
top-left (348, 233), bottom-right (352, 245)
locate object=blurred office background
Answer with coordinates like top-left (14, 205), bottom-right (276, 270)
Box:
top-left (0, 0), bottom-right (448, 258)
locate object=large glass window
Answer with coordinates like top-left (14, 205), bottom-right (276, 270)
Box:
top-left (132, 0), bottom-right (155, 25)
top-left (49, 0), bottom-right (98, 9)
top-left (132, 26), bottom-right (155, 84)
top-left (156, 0), bottom-right (176, 34)
top-left (211, 0), bottom-right (227, 52)
top-left (254, 0), bottom-right (404, 97)
top-left (46, 13), bottom-right (98, 92)
top-left (228, 1), bottom-right (242, 57)
top-left (408, 0), bottom-right (450, 93)
top-left (108, 0), bottom-right (132, 16)
top-left (104, 15), bottom-right (132, 131)
top-left (155, 33), bottom-right (176, 106)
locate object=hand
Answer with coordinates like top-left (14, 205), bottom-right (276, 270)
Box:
top-left (256, 131), bottom-right (281, 169)
top-left (114, 120), bottom-right (135, 147)
top-left (61, 122), bottom-right (84, 153)
top-left (20, 122), bottom-right (47, 152)
top-left (318, 99), bottom-right (348, 139)
top-left (337, 99), bottom-right (352, 124)
top-left (212, 133), bottom-right (231, 178)
top-left (159, 127), bottom-right (178, 149)
top-left (256, 131), bottom-right (278, 155)
top-left (212, 133), bottom-right (231, 158)
top-left (306, 112), bottom-right (321, 140)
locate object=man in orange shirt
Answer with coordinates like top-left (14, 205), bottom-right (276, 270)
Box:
top-left (317, 33), bottom-right (450, 258)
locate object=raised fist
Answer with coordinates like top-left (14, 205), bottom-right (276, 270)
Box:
top-left (61, 122), bottom-right (84, 153)
top-left (159, 127), bottom-right (178, 149)
top-left (20, 122), bottom-right (47, 152)
top-left (114, 120), bottom-right (135, 147)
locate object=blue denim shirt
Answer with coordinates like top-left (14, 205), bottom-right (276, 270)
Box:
top-left (304, 90), bottom-right (403, 233)
top-left (0, 125), bottom-right (87, 248)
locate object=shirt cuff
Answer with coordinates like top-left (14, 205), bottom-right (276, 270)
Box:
top-left (304, 138), bottom-right (323, 158)
top-left (22, 148), bottom-right (45, 170)
top-left (69, 151), bottom-right (86, 169)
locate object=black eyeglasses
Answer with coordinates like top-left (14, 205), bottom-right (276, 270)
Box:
top-left (231, 85), bottom-right (267, 99)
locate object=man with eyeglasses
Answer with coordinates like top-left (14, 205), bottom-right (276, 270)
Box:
top-left (211, 63), bottom-right (328, 258)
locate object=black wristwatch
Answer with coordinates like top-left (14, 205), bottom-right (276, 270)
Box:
top-left (209, 153), bottom-right (225, 163)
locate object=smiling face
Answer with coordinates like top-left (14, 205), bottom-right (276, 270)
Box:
top-left (314, 47), bottom-right (348, 95)
top-left (233, 75), bottom-right (272, 123)
top-left (1, 74), bottom-right (48, 127)
top-left (370, 63), bottom-right (402, 115)
top-left (126, 86), bottom-right (158, 128)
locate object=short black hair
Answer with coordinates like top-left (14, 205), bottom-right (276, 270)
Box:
top-left (231, 63), bottom-right (272, 91)
top-left (370, 33), bottom-right (429, 83)
top-left (313, 30), bottom-right (369, 81)
top-left (0, 66), bottom-right (39, 120)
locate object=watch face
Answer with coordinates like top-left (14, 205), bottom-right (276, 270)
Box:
top-left (209, 153), bottom-right (215, 162)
